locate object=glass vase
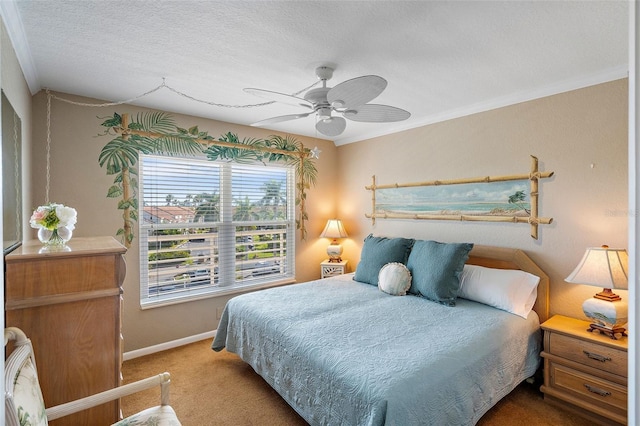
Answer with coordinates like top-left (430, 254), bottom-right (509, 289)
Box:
top-left (38, 226), bottom-right (72, 246)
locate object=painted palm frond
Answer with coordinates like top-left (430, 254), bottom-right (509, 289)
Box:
top-left (269, 136), bottom-right (317, 186)
top-left (265, 134), bottom-right (298, 162)
top-left (298, 155), bottom-right (318, 187)
top-left (131, 111), bottom-right (176, 133)
top-left (99, 137), bottom-right (148, 174)
top-left (100, 112), bottom-right (123, 128)
top-left (204, 132), bottom-right (266, 163)
top-left (145, 134), bottom-right (204, 157)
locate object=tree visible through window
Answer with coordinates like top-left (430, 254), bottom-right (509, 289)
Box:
top-left (139, 154), bottom-right (295, 307)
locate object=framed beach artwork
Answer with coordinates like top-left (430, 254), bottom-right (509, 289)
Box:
top-left (366, 155), bottom-right (554, 239)
top-left (375, 180), bottom-right (531, 217)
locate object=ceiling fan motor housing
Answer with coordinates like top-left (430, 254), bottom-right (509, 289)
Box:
top-left (304, 87), bottom-right (331, 108)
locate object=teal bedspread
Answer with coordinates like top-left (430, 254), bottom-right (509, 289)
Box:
top-left (212, 273), bottom-right (541, 425)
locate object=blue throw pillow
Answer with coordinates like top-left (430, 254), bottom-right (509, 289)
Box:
top-left (354, 234), bottom-right (414, 285)
top-left (407, 240), bottom-right (474, 306)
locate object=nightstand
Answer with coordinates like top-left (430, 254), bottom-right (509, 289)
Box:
top-left (540, 315), bottom-right (627, 425)
top-left (321, 259), bottom-right (348, 278)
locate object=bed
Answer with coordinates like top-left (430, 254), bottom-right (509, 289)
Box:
top-left (212, 240), bottom-right (550, 426)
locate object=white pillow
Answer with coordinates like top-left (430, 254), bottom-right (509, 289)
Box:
top-left (378, 262), bottom-right (412, 296)
top-left (458, 264), bottom-right (540, 318)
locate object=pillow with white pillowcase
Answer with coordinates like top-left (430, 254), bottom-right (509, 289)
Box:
top-left (458, 264), bottom-right (540, 319)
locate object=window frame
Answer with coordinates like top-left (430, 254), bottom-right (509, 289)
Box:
top-left (138, 154), bottom-right (296, 308)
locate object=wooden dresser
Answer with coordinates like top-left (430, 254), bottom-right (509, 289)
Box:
top-left (540, 315), bottom-right (627, 425)
top-left (4, 236), bottom-right (127, 426)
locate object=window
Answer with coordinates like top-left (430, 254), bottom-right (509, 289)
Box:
top-left (139, 154), bottom-right (295, 307)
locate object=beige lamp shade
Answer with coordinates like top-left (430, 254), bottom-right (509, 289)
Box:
top-left (320, 219), bottom-right (348, 262)
top-left (565, 246), bottom-right (628, 290)
top-left (320, 219), bottom-right (348, 239)
top-left (565, 245), bottom-right (628, 339)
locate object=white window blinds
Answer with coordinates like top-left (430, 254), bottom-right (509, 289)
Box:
top-left (139, 154), bottom-right (295, 307)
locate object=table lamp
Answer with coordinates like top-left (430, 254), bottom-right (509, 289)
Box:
top-left (565, 245), bottom-right (628, 339)
top-left (320, 219), bottom-right (348, 262)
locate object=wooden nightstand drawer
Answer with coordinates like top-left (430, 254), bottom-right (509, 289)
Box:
top-left (541, 315), bottom-right (628, 425)
top-left (548, 361), bottom-right (627, 412)
top-left (548, 333), bottom-right (627, 377)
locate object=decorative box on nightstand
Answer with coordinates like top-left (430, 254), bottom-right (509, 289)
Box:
top-left (540, 315), bottom-right (627, 425)
top-left (321, 259), bottom-right (348, 278)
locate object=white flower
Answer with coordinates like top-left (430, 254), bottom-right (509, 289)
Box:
top-left (55, 205), bottom-right (77, 231)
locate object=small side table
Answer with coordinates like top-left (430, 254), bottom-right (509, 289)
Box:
top-left (540, 315), bottom-right (627, 425)
top-left (321, 259), bottom-right (348, 278)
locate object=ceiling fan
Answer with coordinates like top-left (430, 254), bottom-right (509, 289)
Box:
top-left (244, 66), bottom-right (411, 137)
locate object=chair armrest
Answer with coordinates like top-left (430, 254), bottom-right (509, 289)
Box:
top-left (45, 372), bottom-right (172, 421)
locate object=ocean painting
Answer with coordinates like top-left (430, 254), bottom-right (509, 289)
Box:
top-left (375, 180), bottom-right (531, 217)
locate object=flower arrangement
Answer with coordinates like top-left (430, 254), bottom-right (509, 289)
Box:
top-left (30, 203), bottom-right (77, 245)
top-left (30, 203), bottom-right (77, 231)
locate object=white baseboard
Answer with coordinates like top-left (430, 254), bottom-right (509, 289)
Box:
top-left (123, 330), bottom-right (217, 361)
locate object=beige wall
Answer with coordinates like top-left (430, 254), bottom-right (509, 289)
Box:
top-left (337, 79), bottom-right (628, 320)
top-left (30, 91), bottom-right (337, 351)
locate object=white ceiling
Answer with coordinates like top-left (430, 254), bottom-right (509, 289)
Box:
top-left (0, 0), bottom-right (629, 145)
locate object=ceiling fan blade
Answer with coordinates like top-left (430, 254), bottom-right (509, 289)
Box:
top-left (327, 75), bottom-right (387, 109)
top-left (343, 104), bottom-right (411, 123)
top-left (251, 112), bottom-right (312, 126)
top-left (244, 88), bottom-right (313, 109)
top-left (315, 116), bottom-right (347, 137)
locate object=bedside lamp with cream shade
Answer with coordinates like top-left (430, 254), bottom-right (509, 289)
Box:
top-left (320, 219), bottom-right (348, 262)
top-left (565, 245), bottom-right (628, 339)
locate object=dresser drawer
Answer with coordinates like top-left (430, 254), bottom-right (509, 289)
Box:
top-left (548, 361), bottom-right (627, 413)
top-left (548, 333), bottom-right (627, 377)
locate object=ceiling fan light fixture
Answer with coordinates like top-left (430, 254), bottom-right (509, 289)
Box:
top-left (318, 107), bottom-right (332, 121)
top-left (316, 116), bottom-right (347, 137)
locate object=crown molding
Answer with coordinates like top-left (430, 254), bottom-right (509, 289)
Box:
top-left (335, 65), bottom-right (629, 146)
top-left (0, 0), bottom-right (40, 94)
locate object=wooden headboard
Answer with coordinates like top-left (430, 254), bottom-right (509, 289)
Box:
top-left (466, 245), bottom-right (550, 323)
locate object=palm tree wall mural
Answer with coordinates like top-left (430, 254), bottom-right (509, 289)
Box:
top-left (98, 112), bottom-right (318, 247)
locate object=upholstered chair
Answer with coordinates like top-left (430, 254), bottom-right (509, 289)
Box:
top-left (5, 327), bottom-right (181, 426)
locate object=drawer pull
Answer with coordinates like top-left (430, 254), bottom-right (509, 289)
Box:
top-left (584, 384), bottom-right (611, 397)
top-left (583, 350), bottom-right (611, 363)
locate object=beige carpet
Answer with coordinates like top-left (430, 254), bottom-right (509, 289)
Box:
top-left (121, 339), bottom-right (586, 425)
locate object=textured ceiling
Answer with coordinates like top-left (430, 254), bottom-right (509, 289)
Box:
top-left (1, 1), bottom-right (629, 145)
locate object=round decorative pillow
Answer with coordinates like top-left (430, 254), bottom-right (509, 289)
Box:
top-left (378, 262), bottom-right (412, 296)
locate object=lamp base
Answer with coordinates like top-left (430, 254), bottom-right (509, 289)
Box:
top-left (582, 296), bottom-right (628, 340)
top-left (327, 242), bottom-right (343, 263)
top-left (587, 323), bottom-right (627, 340)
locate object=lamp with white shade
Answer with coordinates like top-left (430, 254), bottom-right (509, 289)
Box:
top-left (564, 245), bottom-right (628, 339)
top-left (320, 219), bottom-right (348, 262)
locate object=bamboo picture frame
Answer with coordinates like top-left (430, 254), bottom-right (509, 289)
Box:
top-left (365, 155), bottom-right (554, 239)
